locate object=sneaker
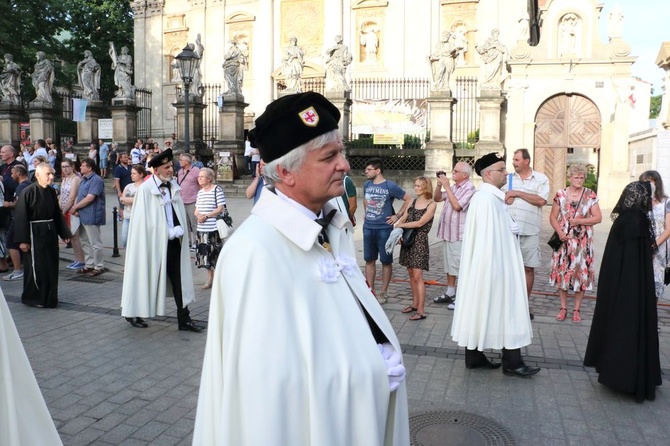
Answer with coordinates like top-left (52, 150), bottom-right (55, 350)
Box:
top-left (447, 302), bottom-right (456, 310)
top-left (3, 270), bottom-right (24, 281)
top-left (67, 262), bottom-right (85, 270)
top-left (433, 292), bottom-right (455, 304)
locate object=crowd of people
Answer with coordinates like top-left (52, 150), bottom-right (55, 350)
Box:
top-left (1, 92), bottom-right (666, 446)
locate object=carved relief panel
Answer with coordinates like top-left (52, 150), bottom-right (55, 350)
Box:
top-left (440, 1), bottom-right (478, 65)
top-left (227, 12), bottom-right (255, 74)
top-left (280, 0), bottom-right (324, 58)
top-left (557, 13), bottom-right (582, 57)
top-left (164, 15), bottom-right (189, 84)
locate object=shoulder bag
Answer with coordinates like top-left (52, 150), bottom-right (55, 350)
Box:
top-left (547, 189), bottom-right (585, 252)
top-left (401, 199), bottom-right (418, 247)
top-left (214, 186), bottom-right (234, 239)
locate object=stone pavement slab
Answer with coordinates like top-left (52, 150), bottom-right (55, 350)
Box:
top-left (3, 192), bottom-right (670, 445)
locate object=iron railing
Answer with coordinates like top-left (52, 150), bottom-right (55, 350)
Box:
top-left (135, 87), bottom-right (152, 140)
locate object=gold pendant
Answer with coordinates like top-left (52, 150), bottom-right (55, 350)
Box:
top-left (322, 242), bottom-right (331, 253)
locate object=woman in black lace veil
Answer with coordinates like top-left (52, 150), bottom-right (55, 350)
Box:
top-left (584, 181), bottom-right (661, 402)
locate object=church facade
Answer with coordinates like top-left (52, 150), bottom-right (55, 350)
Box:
top-left (131, 0), bottom-right (649, 207)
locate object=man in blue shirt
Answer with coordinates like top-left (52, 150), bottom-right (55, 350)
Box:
top-left (71, 158), bottom-right (106, 276)
top-left (98, 139), bottom-right (110, 178)
top-left (363, 157), bottom-right (411, 303)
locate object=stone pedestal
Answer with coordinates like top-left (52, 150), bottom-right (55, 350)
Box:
top-left (0, 103), bottom-right (24, 147)
top-left (325, 90), bottom-right (352, 143)
top-left (77, 100), bottom-right (106, 144)
top-left (27, 102), bottom-right (56, 141)
top-left (475, 89), bottom-right (505, 155)
top-left (111, 98), bottom-right (140, 151)
top-left (217, 93), bottom-right (248, 176)
top-left (424, 91), bottom-right (457, 176)
top-left (174, 96), bottom-right (207, 144)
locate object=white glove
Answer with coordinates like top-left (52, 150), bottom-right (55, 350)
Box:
top-left (168, 225), bottom-right (184, 240)
top-left (378, 343), bottom-right (406, 392)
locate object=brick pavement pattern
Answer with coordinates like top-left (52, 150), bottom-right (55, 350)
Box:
top-left (3, 193), bottom-right (670, 445)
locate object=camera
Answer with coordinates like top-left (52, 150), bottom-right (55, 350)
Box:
top-left (436, 171), bottom-right (446, 178)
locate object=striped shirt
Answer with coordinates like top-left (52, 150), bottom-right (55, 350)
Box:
top-left (436, 180), bottom-right (476, 242)
top-left (195, 186), bottom-right (226, 232)
top-left (502, 170), bottom-right (549, 235)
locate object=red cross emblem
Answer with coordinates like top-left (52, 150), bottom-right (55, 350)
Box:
top-left (298, 106), bottom-right (319, 127)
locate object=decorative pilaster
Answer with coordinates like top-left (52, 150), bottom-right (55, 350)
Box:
top-left (474, 89), bottom-right (505, 155)
top-left (424, 90), bottom-right (457, 176)
top-left (111, 98), bottom-right (140, 151)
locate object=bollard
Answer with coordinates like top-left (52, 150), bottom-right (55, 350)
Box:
top-left (112, 206), bottom-right (120, 258)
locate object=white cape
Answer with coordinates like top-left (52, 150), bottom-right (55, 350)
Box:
top-left (193, 188), bottom-right (410, 446)
top-left (1, 287), bottom-right (62, 445)
top-left (451, 183), bottom-right (533, 350)
top-left (121, 177), bottom-right (195, 317)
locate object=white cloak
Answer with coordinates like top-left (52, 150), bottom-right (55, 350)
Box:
top-left (193, 188), bottom-right (410, 446)
top-left (450, 183), bottom-right (533, 350)
top-left (120, 176), bottom-right (195, 318)
top-left (1, 287), bottom-right (62, 446)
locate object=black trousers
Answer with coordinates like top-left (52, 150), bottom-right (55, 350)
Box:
top-left (465, 348), bottom-right (523, 369)
top-left (166, 238), bottom-right (190, 325)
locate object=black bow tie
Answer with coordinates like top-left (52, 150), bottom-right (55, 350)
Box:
top-left (315, 209), bottom-right (337, 248)
top-left (160, 181), bottom-right (171, 189)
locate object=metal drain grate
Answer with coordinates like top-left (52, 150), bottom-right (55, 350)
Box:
top-left (409, 410), bottom-right (515, 446)
top-left (68, 275), bottom-right (115, 284)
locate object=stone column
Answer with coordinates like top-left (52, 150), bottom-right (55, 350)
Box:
top-left (424, 90), bottom-right (457, 176)
top-left (216, 93), bottom-right (248, 179)
top-left (474, 89), bottom-right (505, 155)
top-left (174, 96), bottom-right (207, 143)
top-left (0, 103), bottom-right (24, 147)
top-left (27, 102), bottom-right (56, 141)
top-left (325, 90), bottom-right (352, 143)
top-left (77, 100), bottom-right (106, 144)
top-left (111, 98), bottom-right (140, 151)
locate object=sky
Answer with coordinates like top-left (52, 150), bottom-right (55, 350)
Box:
top-left (598, 0), bottom-right (669, 94)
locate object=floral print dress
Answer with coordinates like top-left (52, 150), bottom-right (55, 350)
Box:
top-left (549, 188), bottom-right (599, 291)
top-left (650, 199), bottom-right (670, 299)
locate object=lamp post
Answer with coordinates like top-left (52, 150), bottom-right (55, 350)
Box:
top-left (175, 44), bottom-right (200, 154)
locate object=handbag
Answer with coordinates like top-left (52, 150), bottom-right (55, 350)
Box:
top-left (547, 189), bottom-right (586, 252)
top-left (665, 224), bottom-right (670, 285)
top-left (214, 186), bottom-right (234, 239)
top-left (402, 228), bottom-right (416, 246)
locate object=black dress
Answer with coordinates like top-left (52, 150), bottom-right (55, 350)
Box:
top-left (399, 199), bottom-right (433, 271)
top-left (13, 183), bottom-right (71, 308)
top-left (583, 182), bottom-right (661, 402)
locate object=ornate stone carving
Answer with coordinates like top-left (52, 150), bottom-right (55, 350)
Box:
top-left (280, 0), bottom-right (324, 58)
top-left (281, 37), bottom-right (305, 93)
top-left (0, 53), bottom-right (21, 105)
top-left (31, 51), bottom-right (55, 103)
top-left (77, 50), bottom-right (102, 100)
top-left (475, 29), bottom-right (508, 90)
top-left (324, 35), bottom-right (352, 92)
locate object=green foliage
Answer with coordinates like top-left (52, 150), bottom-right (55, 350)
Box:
top-left (467, 128), bottom-right (479, 144)
top-left (0, 0), bottom-right (133, 101)
top-left (650, 95), bottom-right (661, 119)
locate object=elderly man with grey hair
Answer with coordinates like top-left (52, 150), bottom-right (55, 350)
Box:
top-left (433, 161), bottom-right (475, 309)
top-left (194, 92), bottom-right (410, 446)
top-left (176, 152), bottom-right (201, 249)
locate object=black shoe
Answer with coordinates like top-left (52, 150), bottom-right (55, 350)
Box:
top-left (179, 320), bottom-right (205, 332)
top-left (125, 317), bottom-right (148, 328)
top-left (466, 359), bottom-right (502, 370)
top-left (529, 312), bottom-right (535, 320)
top-left (433, 293), bottom-right (455, 304)
top-left (503, 365), bottom-right (541, 377)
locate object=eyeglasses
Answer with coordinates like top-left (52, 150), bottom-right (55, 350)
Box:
top-left (364, 167), bottom-right (379, 172)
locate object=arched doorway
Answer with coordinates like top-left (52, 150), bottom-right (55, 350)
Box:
top-left (534, 94), bottom-right (601, 198)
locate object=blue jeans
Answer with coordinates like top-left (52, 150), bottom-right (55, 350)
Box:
top-left (363, 226), bottom-right (394, 264)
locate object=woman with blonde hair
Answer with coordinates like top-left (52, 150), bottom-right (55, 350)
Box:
top-left (549, 164), bottom-right (602, 323)
top-left (60, 158), bottom-right (86, 269)
top-left (395, 176), bottom-right (437, 320)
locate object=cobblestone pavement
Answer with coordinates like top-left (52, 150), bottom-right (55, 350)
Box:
top-left (3, 192), bottom-right (670, 445)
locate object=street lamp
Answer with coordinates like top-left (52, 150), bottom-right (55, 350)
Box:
top-left (175, 44), bottom-right (200, 154)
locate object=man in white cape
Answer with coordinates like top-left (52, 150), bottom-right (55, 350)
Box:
top-left (120, 149), bottom-right (204, 332)
top-left (193, 92), bottom-right (410, 445)
top-left (1, 287), bottom-right (63, 445)
top-left (450, 152), bottom-right (540, 377)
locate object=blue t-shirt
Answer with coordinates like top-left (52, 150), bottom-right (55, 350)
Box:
top-left (363, 179), bottom-right (405, 229)
top-left (99, 143), bottom-right (109, 161)
top-left (77, 173), bottom-right (106, 226)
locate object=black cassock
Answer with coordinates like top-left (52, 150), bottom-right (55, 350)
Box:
top-left (584, 206), bottom-right (661, 402)
top-left (13, 183), bottom-right (71, 308)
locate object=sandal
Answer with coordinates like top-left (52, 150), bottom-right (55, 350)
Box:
top-left (87, 268), bottom-right (104, 277)
top-left (556, 308), bottom-right (567, 321)
top-left (201, 282), bottom-right (212, 290)
top-left (572, 309), bottom-right (582, 323)
top-left (401, 306), bottom-right (418, 314)
top-left (77, 267), bottom-right (94, 274)
top-left (409, 313), bottom-right (427, 321)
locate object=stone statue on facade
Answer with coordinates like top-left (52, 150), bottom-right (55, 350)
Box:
top-left (428, 31), bottom-right (459, 92)
top-left (324, 35), bottom-right (353, 92)
top-left (31, 51), bottom-right (55, 103)
top-left (360, 25), bottom-right (379, 63)
top-left (558, 13), bottom-right (580, 55)
top-left (109, 43), bottom-right (136, 100)
top-left (222, 40), bottom-right (245, 95)
top-left (191, 33), bottom-right (204, 96)
top-left (0, 53), bottom-right (21, 105)
top-left (475, 29), bottom-right (508, 89)
top-left (77, 50), bottom-right (101, 100)
top-left (282, 36), bottom-right (305, 93)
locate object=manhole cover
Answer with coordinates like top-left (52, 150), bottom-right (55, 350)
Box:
top-left (68, 275), bottom-right (115, 284)
top-left (409, 411), bottom-right (515, 446)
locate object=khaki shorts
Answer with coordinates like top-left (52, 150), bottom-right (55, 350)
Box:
top-left (443, 240), bottom-right (462, 276)
top-left (519, 234), bottom-right (541, 268)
